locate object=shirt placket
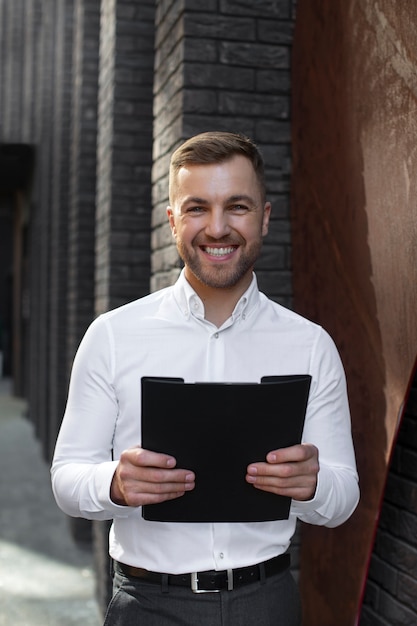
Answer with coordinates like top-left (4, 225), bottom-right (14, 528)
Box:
top-left (189, 295), bottom-right (245, 569)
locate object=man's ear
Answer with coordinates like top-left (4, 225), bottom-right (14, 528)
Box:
top-left (166, 206), bottom-right (177, 237)
top-left (262, 202), bottom-right (272, 237)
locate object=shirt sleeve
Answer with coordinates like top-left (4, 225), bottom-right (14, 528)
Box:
top-left (290, 327), bottom-right (360, 527)
top-left (50, 316), bottom-right (133, 520)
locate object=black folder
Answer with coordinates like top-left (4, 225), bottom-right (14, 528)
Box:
top-left (141, 375), bottom-right (311, 523)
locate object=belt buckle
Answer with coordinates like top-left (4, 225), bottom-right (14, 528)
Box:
top-left (191, 569), bottom-right (234, 593)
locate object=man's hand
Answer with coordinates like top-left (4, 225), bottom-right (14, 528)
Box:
top-left (246, 443), bottom-right (319, 501)
top-left (110, 446), bottom-right (195, 507)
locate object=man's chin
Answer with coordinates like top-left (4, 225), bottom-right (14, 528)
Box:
top-left (189, 267), bottom-right (251, 290)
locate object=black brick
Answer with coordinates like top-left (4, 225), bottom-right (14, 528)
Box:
top-left (379, 591), bottom-right (417, 625)
top-left (184, 13), bottom-right (256, 40)
top-left (220, 41), bottom-right (290, 69)
top-left (184, 62), bottom-right (255, 89)
top-left (257, 18), bottom-right (294, 45)
top-left (220, 0), bottom-right (291, 19)
top-left (219, 91), bottom-right (290, 118)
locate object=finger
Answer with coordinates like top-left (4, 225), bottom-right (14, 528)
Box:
top-left (116, 471), bottom-right (195, 507)
top-left (246, 464), bottom-right (302, 485)
top-left (246, 469), bottom-right (316, 498)
top-left (247, 460), bottom-right (296, 480)
top-left (128, 447), bottom-right (178, 469)
top-left (117, 456), bottom-right (195, 488)
top-left (134, 466), bottom-right (195, 487)
top-left (265, 443), bottom-right (316, 464)
top-left (251, 482), bottom-right (316, 501)
top-left (131, 476), bottom-right (195, 495)
top-left (125, 487), bottom-right (192, 508)
top-left (245, 463), bottom-right (317, 500)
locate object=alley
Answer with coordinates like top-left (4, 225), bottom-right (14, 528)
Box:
top-left (0, 378), bottom-right (102, 626)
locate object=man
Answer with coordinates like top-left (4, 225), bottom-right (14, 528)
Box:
top-left (51, 131), bottom-right (359, 625)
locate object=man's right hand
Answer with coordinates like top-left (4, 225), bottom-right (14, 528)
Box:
top-left (110, 446), bottom-right (195, 507)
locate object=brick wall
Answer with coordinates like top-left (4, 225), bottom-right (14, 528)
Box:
top-left (67, 0), bottom-right (100, 380)
top-left (152, 0), bottom-right (295, 307)
top-left (360, 369), bottom-right (417, 625)
top-left (47, 0), bottom-right (74, 458)
top-left (0, 2), bottom-right (24, 140)
top-left (95, 0), bottom-right (154, 316)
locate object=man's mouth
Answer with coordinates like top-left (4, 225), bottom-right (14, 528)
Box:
top-left (202, 246), bottom-right (236, 257)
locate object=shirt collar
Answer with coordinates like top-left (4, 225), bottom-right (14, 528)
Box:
top-left (173, 268), bottom-right (260, 323)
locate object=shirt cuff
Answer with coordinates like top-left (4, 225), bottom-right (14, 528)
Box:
top-left (94, 460), bottom-right (134, 518)
top-left (289, 464), bottom-right (332, 516)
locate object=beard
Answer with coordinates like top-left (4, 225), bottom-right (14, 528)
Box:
top-left (176, 237), bottom-right (263, 290)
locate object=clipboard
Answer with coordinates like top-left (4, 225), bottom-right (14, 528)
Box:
top-left (141, 375), bottom-right (312, 523)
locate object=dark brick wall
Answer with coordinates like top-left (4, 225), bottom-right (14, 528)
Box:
top-left (0, 2), bottom-right (24, 139)
top-left (360, 369), bottom-right (417, 625)
top-left (67, 0), bottom-right (100, 380)
top-left (47, 0), bottom-right (74, 459)
top-left (152, 0), bottom-right (295, 307)
top-left (95, 0), bottom-right (154, 315)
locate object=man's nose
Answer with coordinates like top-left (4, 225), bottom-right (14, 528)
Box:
top-left (204, 209), bottom-right (231, 239)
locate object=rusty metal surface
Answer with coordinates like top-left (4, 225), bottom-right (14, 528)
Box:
top-left (291, 1), bottom-right (417, 624)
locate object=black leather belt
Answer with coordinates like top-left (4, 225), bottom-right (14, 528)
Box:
top-left (115, 553), bottom-right (290, 593)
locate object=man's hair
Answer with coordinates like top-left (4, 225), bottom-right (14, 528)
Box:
top-left (169, 131), bottom-right (266, 203)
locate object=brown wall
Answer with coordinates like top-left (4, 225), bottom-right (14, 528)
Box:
top-left (291, 1), bottom-right (417, 624)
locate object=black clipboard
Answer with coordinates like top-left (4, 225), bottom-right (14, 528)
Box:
top-left (141, 375), bottom-right (312, 523)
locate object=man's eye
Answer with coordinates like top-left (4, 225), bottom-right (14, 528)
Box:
top-left (188, 206), bottom-right (204, 213)
top-left (231, 204), bottom-right (248, 213)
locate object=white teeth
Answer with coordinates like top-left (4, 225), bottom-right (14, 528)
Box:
top-left (204, 246), bottom-right (235, 256)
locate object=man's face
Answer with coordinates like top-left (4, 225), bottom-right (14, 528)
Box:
top-left (167, 154), bottom-right (271, 293)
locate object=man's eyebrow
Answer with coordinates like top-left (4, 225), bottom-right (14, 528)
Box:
top-left (181, 196), bottom-right (209, 206)
top-left (227, 194), bottom-right (256, 204)
top-left (181, 194), bottom-right (256, 206)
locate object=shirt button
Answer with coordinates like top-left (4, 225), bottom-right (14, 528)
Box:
top-left (219, 553), bottom-right (224, 559)
top-left (214, 332), bottom-right (219, 339)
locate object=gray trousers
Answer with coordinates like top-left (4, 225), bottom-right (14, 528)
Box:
top-left (103, 565), bottom-right (302, 626)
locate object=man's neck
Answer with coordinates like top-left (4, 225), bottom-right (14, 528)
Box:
top-left (184, 270), bottom-right (252, 328)
top-left (201, 293), bottom-right (237, 327)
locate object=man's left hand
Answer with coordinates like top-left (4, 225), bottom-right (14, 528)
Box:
top-left (246, 443), bottom-right (319, 501)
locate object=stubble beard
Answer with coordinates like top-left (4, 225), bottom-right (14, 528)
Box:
top-left (176, 239), bottom-right (263, 289)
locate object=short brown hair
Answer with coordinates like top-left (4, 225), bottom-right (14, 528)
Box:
top-left (169, 131), bottom-right (266, 203)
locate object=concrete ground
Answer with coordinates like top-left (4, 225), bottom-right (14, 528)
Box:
top-left (0, 378), bottom-right (102, 626)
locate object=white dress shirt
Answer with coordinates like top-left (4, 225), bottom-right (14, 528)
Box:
top-left (51, 270), bottom-right (359, 574)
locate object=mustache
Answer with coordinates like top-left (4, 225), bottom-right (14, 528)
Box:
top-left (194, 236), bottom-right (244, 246)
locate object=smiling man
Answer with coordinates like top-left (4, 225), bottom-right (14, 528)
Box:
top-left (51, 131), bottom-right (359, 626)
top-left (169, 150), bottom-right (270, 287)
top-left (167, 149), bottom-right (270, 326)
